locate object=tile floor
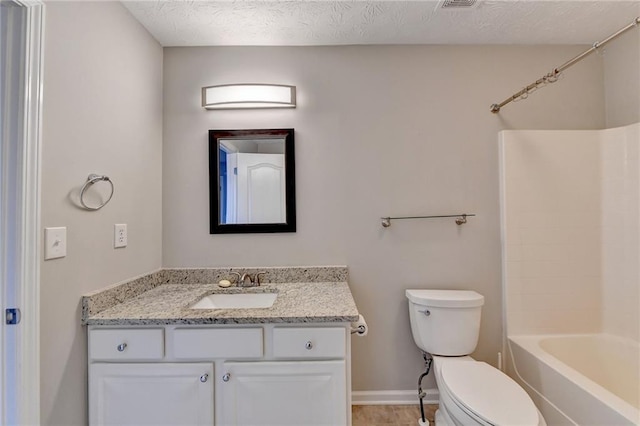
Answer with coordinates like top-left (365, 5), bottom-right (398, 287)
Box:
top-left (352, 404), bottom-right (438, 426)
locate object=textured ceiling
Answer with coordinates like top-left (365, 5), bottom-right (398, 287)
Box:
top-left (122, 1), bottom-right (640, 47)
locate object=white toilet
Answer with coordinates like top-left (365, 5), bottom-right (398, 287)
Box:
top-left (406, 289), bottom-right (545, 426)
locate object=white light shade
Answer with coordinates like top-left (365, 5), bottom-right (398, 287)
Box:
top-left (202, 84), bottom-right (296, 109)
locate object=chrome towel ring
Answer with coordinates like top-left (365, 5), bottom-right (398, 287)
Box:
top-left (80, 174), bottom-right (114, 211)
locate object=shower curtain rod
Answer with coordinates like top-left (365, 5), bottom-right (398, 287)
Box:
top-left (490, 16), bottom-right (640, 114)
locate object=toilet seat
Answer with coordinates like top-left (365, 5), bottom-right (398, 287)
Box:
top-left (440, 361), bottom-right (539, 426)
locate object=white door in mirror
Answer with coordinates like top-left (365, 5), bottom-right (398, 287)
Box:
top-left (234, 153), bottom-right (285, 224)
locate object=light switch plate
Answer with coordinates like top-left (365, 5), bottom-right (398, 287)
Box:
top-left (44, 227), bottom-right (67, 260)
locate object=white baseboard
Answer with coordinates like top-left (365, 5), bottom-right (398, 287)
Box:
top-left (352, 389), bottom-right (439, 405)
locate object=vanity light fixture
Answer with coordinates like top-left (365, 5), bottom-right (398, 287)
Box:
top-left (202, 84), bottom-right (296, 110)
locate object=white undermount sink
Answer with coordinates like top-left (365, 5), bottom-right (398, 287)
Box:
top-left (190, 292), bottom-right (277, 309)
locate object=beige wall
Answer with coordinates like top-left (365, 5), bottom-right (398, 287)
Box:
top-left (163, 45), bottom-right (605, 393)
top-left (604, 25), bottom-right (640, 127)
top-left (40, 2), bottom-right (163, 424)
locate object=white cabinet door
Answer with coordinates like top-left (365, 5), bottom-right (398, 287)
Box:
top-left (220, 360), bottom-right (346, 426)
top-left (89, 363), bottom-right (213, 426)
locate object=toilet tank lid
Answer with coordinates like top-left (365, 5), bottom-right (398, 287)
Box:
top-left (405, 290), bottom-right (484, 307)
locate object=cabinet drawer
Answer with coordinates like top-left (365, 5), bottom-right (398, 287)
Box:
top-left (89, 328), bottom-right (164, 361)
top-left (173, 328), bottom-right (263, 359)
top-left (273, 327), bottom-right (345, 359)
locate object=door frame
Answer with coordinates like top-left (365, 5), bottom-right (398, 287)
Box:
top-left (1, 0), bottom-right (44, 423)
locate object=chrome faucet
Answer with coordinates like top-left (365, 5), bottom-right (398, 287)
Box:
top-left (240, 273), bottom-right (254, 287)
top-left (235, 271), bottom-right (267, 287)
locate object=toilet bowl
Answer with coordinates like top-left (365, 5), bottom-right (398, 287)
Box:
top-left (433, 356), bottom-right (543, 425)
top-left (406, 289), bottom-right (545, 426)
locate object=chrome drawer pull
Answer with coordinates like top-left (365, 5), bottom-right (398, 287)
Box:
top-left (117, 343), bottom-right (127, 352)
top-left (200, 374), bottom-right (208, 383)
top-left (305, 341), bottom-right (313, 350)
top-left (222, 373), bottom-right (231, 382)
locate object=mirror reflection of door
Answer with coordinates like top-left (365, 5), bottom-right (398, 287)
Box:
top-left (219, 138), bottom-right (286, 224)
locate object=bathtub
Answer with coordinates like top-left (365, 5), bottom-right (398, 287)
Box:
top-left (509, 334), bottom-right (639, 425)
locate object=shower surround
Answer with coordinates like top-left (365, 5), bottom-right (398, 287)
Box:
top-left (499, 122), bottom-right (640, 424)
top-left (500, 122), bottom-right (640, 340)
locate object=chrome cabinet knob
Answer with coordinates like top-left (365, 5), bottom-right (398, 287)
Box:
top-left (222, 373), bottom-right (231, 382)
top-left (305, 341), bottom-right (313, 350)
top-left (200, 374), bottom-right (208, 383)
top-left (117, 343), bottom-right (127, 352)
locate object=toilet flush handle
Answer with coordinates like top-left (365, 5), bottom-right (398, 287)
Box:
top-left (419, 309), bottom-right (430, 316)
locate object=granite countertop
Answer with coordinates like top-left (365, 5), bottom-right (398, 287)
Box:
top-left (82, 267), bottom-right (359, 326)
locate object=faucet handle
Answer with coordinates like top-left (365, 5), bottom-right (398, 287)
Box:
top-left (255, 271), bottom-right (267, 286)
top-left (228, 271), bottom-right (241, 285)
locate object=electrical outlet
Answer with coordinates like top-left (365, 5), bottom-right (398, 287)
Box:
top-left (44, 227), bottom-right (67, 260)
top-left (114, 224), bottom-right (127, 248)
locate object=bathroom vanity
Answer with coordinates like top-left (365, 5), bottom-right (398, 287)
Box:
top-left (82, 267), bottom-right (359, 426)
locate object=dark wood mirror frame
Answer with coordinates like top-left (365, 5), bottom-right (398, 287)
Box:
top-left (209, 128), bottom-right (296, 234)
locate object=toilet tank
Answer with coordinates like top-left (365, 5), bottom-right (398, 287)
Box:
top-left (406, 289), bottom-right (484, 356)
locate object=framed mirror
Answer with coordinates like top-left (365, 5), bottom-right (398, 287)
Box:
top-left (209, 128), bottom-right (296, 234)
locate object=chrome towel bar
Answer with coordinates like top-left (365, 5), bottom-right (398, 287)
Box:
top-left (381, 214), bottom-right (475, 228)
